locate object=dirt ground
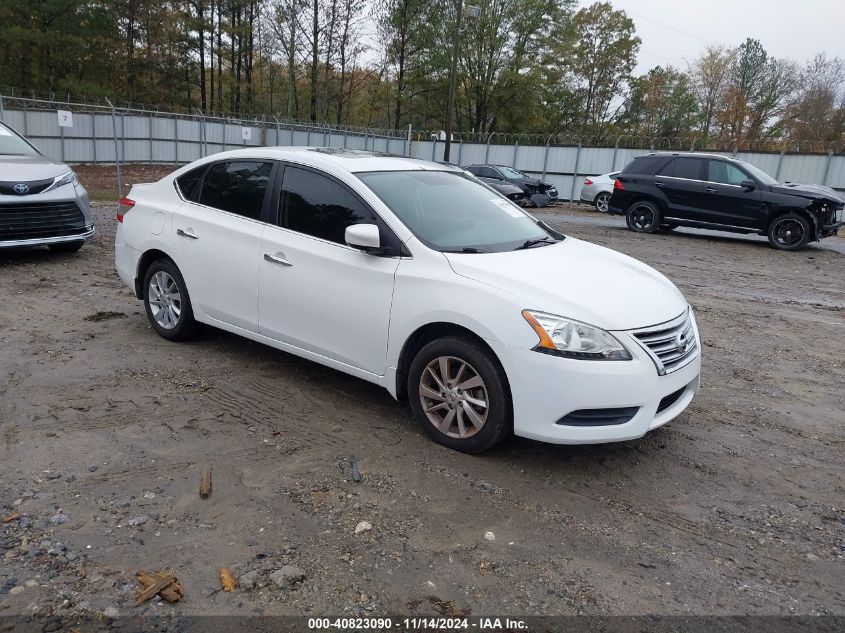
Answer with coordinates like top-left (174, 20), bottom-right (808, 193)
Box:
top-left (0, 199), bottom-right (843, 627)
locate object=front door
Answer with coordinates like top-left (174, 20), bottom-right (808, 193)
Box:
top-left (699, 160), bottom-right (764, 228)
top-left (258, 165), bottom-right (400, 375)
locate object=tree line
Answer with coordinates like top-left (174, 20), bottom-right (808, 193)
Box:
top-left (1, 0), bottom-right (843, 149)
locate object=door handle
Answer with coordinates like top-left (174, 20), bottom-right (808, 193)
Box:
top-left (654, 181), bottom-right (666, 188)
top-left (264, 252), bottom-right (293, 267)
top-left (176, 228), bottom-right (199, 240)
top-left (705, 187), bottom-right (718, 193)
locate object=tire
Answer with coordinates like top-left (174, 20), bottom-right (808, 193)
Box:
top-left (48, 240), bottom-right (84, 253)
top-left (143, 258), bottom-right (199, 341)
top-left (767, 212), bottom-right (811, 251)
top-left (626, 201), bottom-right (661, 233)
top-left (407, 336), bottom-right (511, 453)
top-left (594, 192), bottom-right (610, 213)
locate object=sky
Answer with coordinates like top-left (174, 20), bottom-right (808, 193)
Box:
top-left (589, 0), bottom-right (845, 74)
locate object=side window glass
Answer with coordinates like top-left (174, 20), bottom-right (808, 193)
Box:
top-left (198, 161), bottom-right (273, 220)
top-left (709, 161), bottom-right (747, 186)
top-left (175, 166), bottom-right (206, 201)
top-left (280, 166), bottom-right (379, 244)
top-left (659, 158), bottom-right (702, 180)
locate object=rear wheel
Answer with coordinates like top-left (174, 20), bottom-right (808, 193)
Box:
top-left (768, 213), bottom-right (811, 250)
top-left (626, 201), bottom-right (661, 233)
top-left (594, 192), bottom-right (610, 213)
top-left (407, 336), bottom-right (511, 453)
top-left (48, 240), bottom-right (84, 253)
top-left (143, 259), bottom-right (199, 341)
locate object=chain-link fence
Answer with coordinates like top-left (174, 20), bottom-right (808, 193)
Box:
top-left (1, 92), bottom-right (843, 202)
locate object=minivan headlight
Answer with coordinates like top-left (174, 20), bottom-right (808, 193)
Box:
top-left (522, 310), bottom-right (632, 360)
top-left (44, 170), bottom-right (79, 192)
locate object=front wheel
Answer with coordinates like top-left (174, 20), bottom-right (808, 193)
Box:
top-left (407, 336), bottom-right (511, 453)
top-left (143, 259), bottom-right (199, 341)
top-left (594, 192), bottom-right (610, 213)
top-left (767, 213), bottom-right (811, 250)
top-left (626, 201), bottom-right (661, 233)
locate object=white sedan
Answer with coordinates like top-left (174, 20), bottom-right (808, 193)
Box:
top-left (114, 148), bottom-right (701, 453)
top-left (579, 171), bottom-right (619, 212)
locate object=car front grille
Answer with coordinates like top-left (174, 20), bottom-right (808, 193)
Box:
top-left (0, 201), bottom-right (88, 242)
top-left (632, 309), bottom-right (698, 375)
top-left (0, 178), bottom-right (55, 196)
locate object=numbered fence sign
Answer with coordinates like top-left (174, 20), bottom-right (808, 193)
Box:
top-left (241, 127), bottom-right (251, 141)
top-left (57, 110), bottom-right (74, 128)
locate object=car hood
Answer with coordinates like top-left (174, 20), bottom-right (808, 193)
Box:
top-left (772, 183), bottom-right (845, 204)
top-left (444, 238), bottom-right (688, 330)
top-left (480, 179), bottom-right (523, 195)
top-left (516, 177), bottom-right (555, 189)
top-left (0, 154), bottom-right (68, 181)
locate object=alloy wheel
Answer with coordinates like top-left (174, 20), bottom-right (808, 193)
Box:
top-left (772, 218), bottom-right (805, 248)
top-left (595, 193), bottom-right (609, 213)
top-left (148, 271), bottom-right (182, 330)
top-left (630, 204), bottom-right (655, 230)
top-left (419, 356), bottom-right (489, 439)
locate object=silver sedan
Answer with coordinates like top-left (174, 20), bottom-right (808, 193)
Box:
top-left (579, 171), bottom-right (619, 213)
top-left (0, 121), bottom-right (93, 252)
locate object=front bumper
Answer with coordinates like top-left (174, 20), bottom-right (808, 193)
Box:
top-left (488, 324), bottom-right (701, 444)
top-left (0, 183), bottom-right (93, 248)
top-left (0, 225), bottom-right (95, 248)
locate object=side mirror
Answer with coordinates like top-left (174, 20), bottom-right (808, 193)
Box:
top-left (345, 223), bottom-right (380, 251)
top-left (740, 179), bottom-right (756, 191)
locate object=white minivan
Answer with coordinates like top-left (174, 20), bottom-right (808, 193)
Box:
top-left (115, 148), bottom-right (701, 453)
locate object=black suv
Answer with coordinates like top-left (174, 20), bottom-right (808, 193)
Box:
top-left (609, 152), bottom-right (844, 250)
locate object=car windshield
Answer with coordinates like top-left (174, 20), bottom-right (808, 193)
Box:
top-left (737, 160), bottom-right (778, 186)
top-left (357, 170), bottom-right (560, 253)
top-left (0, 123), bottom-right (38, 156)
top-left (498, 166), bottom-right (527, 179)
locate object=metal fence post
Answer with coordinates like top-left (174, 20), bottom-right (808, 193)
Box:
top-left (611, 140), bottom-right (619, 171)
top-left (91, 113), bottom-right (98, 164)
top-left (106, 98), bottom-right (122, 198)
top-left (822, 150), bottom-right (834, 186)
top-left (432, 139), bottom-right (437, 161)
top-left (148, 115), bottom-right (154, 163)
top-left (569, 142), bottom-right (582, 203)
top-left (306, 127), bottom-right (311, 146)
top-left (59, 124), bottom-right (66, 163)
top-left (775, 150), bottom-right (785, 181)
top-left (484, 136), bottom-right (491, 163)
top-left (174, 117), bottom-right (179, 162)
top-left (512, 140), bottom-right (519, 168)
top-left (0, 95), bottom-right (4, 120)
top-left (457, 139), bottom-right (463, 165)
top-left (541, 140), bottom-right (550, 179)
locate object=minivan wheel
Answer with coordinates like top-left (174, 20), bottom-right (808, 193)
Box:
top-left (594, 193), bottom-right (610, 213)
top-left (768, 213), bottom-right (811, 250)
top-left (143, 259), bottom-right (199, 341)
top-left (626, 201), bottom-right (661, 233)
top-left (407, 336), bottom-right (511, 453)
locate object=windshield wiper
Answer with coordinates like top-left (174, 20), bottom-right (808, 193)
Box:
top-left (514, 236), bottom-right (557, 250)
top-left (442, 247), bottom-right (489, 254)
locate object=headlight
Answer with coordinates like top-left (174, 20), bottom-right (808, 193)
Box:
top-left (44, 170), bottom-right (79, 192)
top-left (522, 310), bottom-right (632, 360)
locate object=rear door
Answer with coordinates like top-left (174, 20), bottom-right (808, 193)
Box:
top-left (172, 159), bottom-right (275, 332)
top-left (258, 165), bottom-right (401, 375)
top-left (653, 157), bottom-right (705, 221)
top-left (700, 159), bottom-right (764, 228)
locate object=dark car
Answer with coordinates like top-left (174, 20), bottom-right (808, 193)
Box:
top-left (609, 152), bottom-right (844, 250)
top-left (477, 176), bottom-right (528, 205)
top-left (465, 164), bottom-right (559, 204)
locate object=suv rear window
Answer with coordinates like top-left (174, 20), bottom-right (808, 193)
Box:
top-left (659, 157), bottom-right (704, 180)
top-left (621, 156), bottom-right (667, 175)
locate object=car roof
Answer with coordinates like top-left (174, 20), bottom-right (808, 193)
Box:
top-left (191, 147), bottom-right (459, 174)
top-left (637, 151), bottom-right (742, 162)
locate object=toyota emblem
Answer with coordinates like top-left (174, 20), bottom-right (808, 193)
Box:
top-left (13, 183), bottom-right (29, 195)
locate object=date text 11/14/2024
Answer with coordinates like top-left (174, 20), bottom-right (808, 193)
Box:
top-left (307, 617), bottom-right (529, 630)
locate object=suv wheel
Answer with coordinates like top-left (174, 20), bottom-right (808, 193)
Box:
top-left (768, 213), bottom-right (811, 251)
top-left (594, 193), bottom-right (610, 213)
top-left (407, 336), bottom-right (511, 453)
top-left (626, 201), bottom-right (661, 233)
top-left (143, 259), bottom-right (199, 341)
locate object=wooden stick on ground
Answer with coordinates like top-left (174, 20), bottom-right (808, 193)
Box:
top-left (136, 570), bottom-right (183, 603)
top-left (199, 466), bottom-right (212, 499)
top-left (1, 512), bottom-right (21, 523)
top-left (133, 573), bottom-right (177, 607)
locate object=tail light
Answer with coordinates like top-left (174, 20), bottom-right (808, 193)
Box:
top-left (117, 197), bottom-right (135, 223)
top-left (583, 178), bottom-right (593, 186)
top-left (613, 179), bottom-right (625, 191)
